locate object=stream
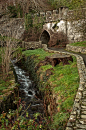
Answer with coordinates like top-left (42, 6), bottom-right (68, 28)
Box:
top-left (11, 47), bottom-right (86, 120)
top-left (12, 59), bottom-right (44, 119)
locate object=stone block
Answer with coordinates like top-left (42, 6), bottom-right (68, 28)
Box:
top-left (66, 127), bottom-right (73, 130)
top-left (76, 123), bottom-right (86, 129)
top-left (69, 115), bottom-right (76, 122)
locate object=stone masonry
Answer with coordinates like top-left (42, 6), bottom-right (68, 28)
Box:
top-left (42, 44), bottom-right (86, 130)
top-left (66, 44), bottom-right (86, 54)
top-left (39, 7), bottom-right (86, 45)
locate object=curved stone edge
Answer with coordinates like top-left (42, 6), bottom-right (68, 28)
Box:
top-left (42, 44), bottom-right (86, 130)
top-left (66, 44), bottom-right (86, 54)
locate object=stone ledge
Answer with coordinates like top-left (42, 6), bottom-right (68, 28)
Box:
top-left (66, 44), bottom-right (86, 54)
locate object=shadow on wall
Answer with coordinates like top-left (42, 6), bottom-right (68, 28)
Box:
top-left (40, 30), bottom-right (69, 48)
top-left (40, 30), bottom-right (50, 45)
top-left (48, 32), bottom-right (69, 48)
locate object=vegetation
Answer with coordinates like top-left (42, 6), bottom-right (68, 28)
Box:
top-left (0, 35), bottom-right (21, 42)
top-left (23, 48), bottom-right (53, 63)
top-left (22, 49), bottom-right (79, 129)
top-left (48, 0), bottom-right (86, 9)
top-left (0, 47), bottom-right (79, 129)
top-left (70, 41), bottom-right (86, 47)
top-left (7, 4), bottom-right (23, 18)
top-left (0, 0), bottom-right (85, 129)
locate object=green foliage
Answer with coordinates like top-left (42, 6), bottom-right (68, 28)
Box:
top-left (33, 15), bottom-right (45, 32)
top-left (25, 13), bottom-right (33, 30)
top-left (41, 55), bottom-right (79, 129)
top-left (70, 41), bottom-right (86, 47)
top-left (48, 0), bottom-right (86, 9)
top-left (41, 64), bottom-right (53, 71)
top-left (25, 13), bottom-right (45, 31)
top-left (12, 47), bottom-right (23, 60)
top-left (23, 48), bottom-right (54, 63)
top-left (52, 112), bottom-right (69, 129)
top-left (7, 4), bottom-right (23, 18)
top-left (0, 102), bottom-right (43, 130)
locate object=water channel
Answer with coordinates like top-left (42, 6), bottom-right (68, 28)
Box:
top-left (11, 48), bottom-right (86, 120)
top-left (12, 59), bottom-right (44, 119)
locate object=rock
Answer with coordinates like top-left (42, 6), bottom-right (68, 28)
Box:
top-left (45, 54), bottom-right (73, 66)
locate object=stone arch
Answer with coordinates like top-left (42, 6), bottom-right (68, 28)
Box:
top-left (40, 30), bottom-right (50, 45)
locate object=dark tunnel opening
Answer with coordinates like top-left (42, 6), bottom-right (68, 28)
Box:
top-left (40, 30), bottom-right (50, 45)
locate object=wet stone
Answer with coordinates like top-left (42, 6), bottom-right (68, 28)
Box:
top-left (69, 115), bottom-right (76, 122)
top-left (76, 124), bottom-right (86, 129)
top-left (71, 111), bottom-right (77, 115)
top-left (77, 110), bottom-right (81, 116)
top-left (74, 102), bottom-right (80, 108)
top-left (76, 92), bottom-right (82, 99)
top-left (81, 115), bottom-right (86, 119)
top-left (81, 98), bottom-right (86, 102)
top-left (83, 91), bottom-right (86, 96)
top-left (78, 84), bottom-right (85, 91)
top-left (66, 127), bottom-right (73, 130)
top-left (75, 129), bottom-right (86, 130)
top-left (81, 105), bottom-right (86, 109)
top-left (79, 119), bottom-right (86, 124)
top-left (67, 122), bottom-right (73, 127)
top-left (75, 98), bottom-right (80, 102)
top-left (82, 102), bottom-right (86, 106)
top-left (81, 111), bottom-right (86, 115)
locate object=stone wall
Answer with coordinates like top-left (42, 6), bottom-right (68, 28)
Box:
top-left (0, 39), bottom-right (42, 50)
top-left (21, 41), bottom-right (42, 49)
top-left (42, 18), bottom-right (86, 46)
top-left (40, 7), bottom-right (86, 46)
top-left (42, 44), bottom-right (86, 130)
top-left (0, 16), bottom-right (25, 40)
top-left (66, 44), bottom-right (86, 54)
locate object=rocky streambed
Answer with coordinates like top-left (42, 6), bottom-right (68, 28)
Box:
top-left (12, 59), bottom-right (44, 119)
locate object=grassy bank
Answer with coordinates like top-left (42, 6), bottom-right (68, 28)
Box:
top-left (70, 41), bottom-right (86, 47)
top-left (23, 48), bottom-right (79, 129)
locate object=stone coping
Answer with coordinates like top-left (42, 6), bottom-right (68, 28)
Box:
top-left (42, 44), bottom-right (86, 130)
top-left (66, 44), bottom-right (86, 54)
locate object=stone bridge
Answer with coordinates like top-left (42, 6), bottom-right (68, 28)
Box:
top-left (0, 7), bottom-right (86, 48)
top-left (38, 7), bottom-right (86, 47)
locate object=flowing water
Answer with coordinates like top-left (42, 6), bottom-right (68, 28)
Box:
top-left (12, 59), bottom-right (44, 118)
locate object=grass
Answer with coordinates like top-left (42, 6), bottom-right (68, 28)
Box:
top-left (22, 49), bottom-right (79, 129)
top-left (22, 48), bottom-right (54, 63)
top-left (70, 41), bottom-right (86, 47)
top-left (0, 48), bottom-right (79, 129)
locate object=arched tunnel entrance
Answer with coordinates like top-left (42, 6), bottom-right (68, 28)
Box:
top-left (40, 30), bottom-right (50, 45)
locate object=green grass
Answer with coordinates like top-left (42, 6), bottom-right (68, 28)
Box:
top-left (46, 56), bottom-right (79, 129)
top-left (0, 48), bottom-right (79, 129)
top-left (23, 48), bottom-right (54, 63)
top-left (70, 41), bottom-right (86, 47)
top-left (30, 51), bottom-right (79, 129)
